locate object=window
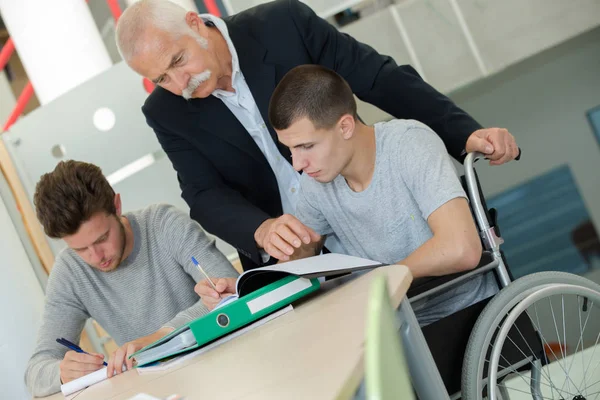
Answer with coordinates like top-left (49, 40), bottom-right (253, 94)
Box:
top-left (487, 165), bottom-right (599, 278)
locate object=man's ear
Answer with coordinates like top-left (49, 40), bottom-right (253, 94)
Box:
top-left (339, 114), bottom-right (356, 140)
top-left (114, 194), bottom-right (122, 216)
top-left (186, 11), bottom-right (204, 34)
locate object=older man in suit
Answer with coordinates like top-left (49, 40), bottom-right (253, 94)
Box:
top-left (116, 0), bottom-right (519, 273)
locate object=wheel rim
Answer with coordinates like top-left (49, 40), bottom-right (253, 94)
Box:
top-left (487, 284), bottom-right (600, 400)
top-left (474, 285), bottom-right (552, 396)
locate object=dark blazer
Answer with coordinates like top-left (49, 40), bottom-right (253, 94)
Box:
top-left (142, 0), bottom-right (482, 271)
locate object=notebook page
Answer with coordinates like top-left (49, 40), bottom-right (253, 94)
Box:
top-left (236, 253), bottom-right (381, 293)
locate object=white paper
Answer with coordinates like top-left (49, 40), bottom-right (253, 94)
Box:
top-left (60, 367), bottom-right (108, 396)
top-left (137, 305), bottom-right (293, 373)
top-left (236, 253), bottom-right (379, 292)
top-left (126, 394), bottom-right (163, 400)
top-left (65, 389), bottom-right (84, 400)
top-left (60, 365), bottom-right (127, 396)
top-left (125, 394), bottom-right (183, 400)
top-left (213, 294), bottom-right (239, 310)
top-left (134, 329), bottom-right (196, 366)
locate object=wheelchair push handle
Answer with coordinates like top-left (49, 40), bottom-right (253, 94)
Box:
top-left (463, 147), bottom-right (521, 235)
top-left (466, 147), bottom-right (522, 165)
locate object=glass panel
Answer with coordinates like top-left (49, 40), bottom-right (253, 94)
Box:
top-left (487, 164), bottom-right (600, 278)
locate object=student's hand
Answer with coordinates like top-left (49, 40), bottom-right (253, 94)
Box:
top-left (59, 350), bottom-right (106, 384)
top-left (195, 277), bottom-right (237, 311)
top-left (254, 215), bottom-right (321, 261)
top-left (106, 327), bottom-right (174, 378)
top-left (466, 128), bottom-right (519, 165)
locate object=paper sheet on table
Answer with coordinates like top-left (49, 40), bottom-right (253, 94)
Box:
top-left (125, 394), bottom-right (162, 400)
top-left (137, 305), bottom-right (293, 373)
top-left (64, 389), bottom-right (84, 400)
top-left (60, 367), bottom-right (109, 396)
top-left (60, 365), bottom-right (127, 396)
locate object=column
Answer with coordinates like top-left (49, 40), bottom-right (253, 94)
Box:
top-left (0, 0), bottom-right (112, 105)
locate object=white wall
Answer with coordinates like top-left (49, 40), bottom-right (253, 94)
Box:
top-left (2, 61), bottom-right (240, 261)
top-left (449, 27), bottom-right (600, 237)
top-left (0, 70), bottom-right (17, 123)
top-left (0, 180), bottom-right (45, 399)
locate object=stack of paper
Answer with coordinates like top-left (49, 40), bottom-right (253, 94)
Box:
top-left (133, 329), bottom-right (196, 367)
top-left (137, 305), bottom-right (293, 373)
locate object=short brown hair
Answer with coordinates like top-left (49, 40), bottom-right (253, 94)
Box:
top-left (269, 65), bottom-right (357, 130)
top-left (34, 160), bottom-right (116, 238)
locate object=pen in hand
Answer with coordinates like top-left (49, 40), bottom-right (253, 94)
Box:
top-left (191, 256), bottom-right (222, 299)
top-left (56, 338), bottom-right (108, 366)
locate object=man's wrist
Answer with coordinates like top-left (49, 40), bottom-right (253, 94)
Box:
top-left (156, 327), bottom-right (175, 338)
top-left (254, 218), bottom-right (273, 249)
top-left (143, 327), bottom-right (174, 346)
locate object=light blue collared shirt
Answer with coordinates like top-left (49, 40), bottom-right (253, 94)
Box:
top-left (203, 15), bottom-right (301, 219)
top-left (201, 15), bottom-right (345, 261)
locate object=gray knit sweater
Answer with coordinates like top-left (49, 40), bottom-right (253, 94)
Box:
top-left (25, 204), bottom-right (239, 397)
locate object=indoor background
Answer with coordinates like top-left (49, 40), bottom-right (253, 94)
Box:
top-left (1, 0), bottom-right (599, 398)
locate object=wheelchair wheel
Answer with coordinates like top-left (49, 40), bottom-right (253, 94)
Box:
top-left (462, 271), bottom-right (600, 400)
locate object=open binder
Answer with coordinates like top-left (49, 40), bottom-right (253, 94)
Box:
top-left (131, 253), bottom-right (382, 367)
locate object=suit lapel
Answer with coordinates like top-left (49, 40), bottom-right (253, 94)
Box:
top-left (186, 20), bottom-right (292, 166)
top-left (232, 29), bottom-right (293, 163)
top-left (186, 95), bottom-right (268, 165)
top-left (227, 23), bottom-right (280, 145)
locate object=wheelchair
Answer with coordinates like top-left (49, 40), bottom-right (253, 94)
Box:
top-left (396, 152), bottom-right (600, 400)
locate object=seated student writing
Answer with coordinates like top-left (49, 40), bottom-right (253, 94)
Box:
top-left (25, 161), bottom-right (238, 397)
top-left (263, 64), bottom-right (499, 325)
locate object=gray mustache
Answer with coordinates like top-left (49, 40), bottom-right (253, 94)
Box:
top-left (182, 70), bottom-right (212, 100)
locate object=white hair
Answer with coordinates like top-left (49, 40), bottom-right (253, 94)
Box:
top-left (116, 0), bottom-right (208, 63)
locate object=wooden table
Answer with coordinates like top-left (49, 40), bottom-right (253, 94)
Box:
top-left (38, 265), bottom-right (412, 400)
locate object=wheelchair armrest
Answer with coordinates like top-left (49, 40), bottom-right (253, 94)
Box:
top-left (407, 251), bottom-right (495, 301)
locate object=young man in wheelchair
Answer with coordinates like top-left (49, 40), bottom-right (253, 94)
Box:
top-left (263, 64), bottom-right (510, 326)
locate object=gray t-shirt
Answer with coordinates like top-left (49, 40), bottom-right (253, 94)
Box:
top-left (25, 204), bottom-right (239, 397)
top-left (296, 119), bottom-right (497, 325)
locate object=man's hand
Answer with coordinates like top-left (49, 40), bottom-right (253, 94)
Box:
top-left (254, 215), bottom-right (321, 261)
top-left (465, 128), bottom-right (519, 165)
top-left (281, 236), bottom-right (327, 263)
top-left (59, 350), bottom-right (105, 384)
top-left (106, 327), bottom-right (174, 377)
top-left (195, 277), bottom-right (237, 311)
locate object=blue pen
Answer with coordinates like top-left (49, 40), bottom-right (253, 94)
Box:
top-left (191, 256), bottom-right (222, 298)
top-left (56, 338), bottom-right (108, 366)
